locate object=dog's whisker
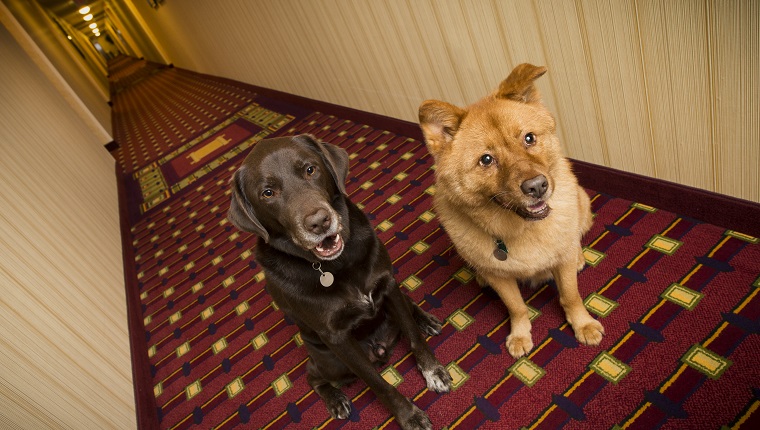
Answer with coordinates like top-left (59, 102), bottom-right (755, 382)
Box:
top-left (486, 192), bottom-right (517, 228)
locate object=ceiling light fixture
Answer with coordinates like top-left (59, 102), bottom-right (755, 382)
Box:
top-left (83, 13), bottom-right (93, 21)
top-left (92, 28), bottom-right (99, 33)
top-left (79, 6), bottom-right (90, 14)
top-left (89, 23), bottom-right (97, 28)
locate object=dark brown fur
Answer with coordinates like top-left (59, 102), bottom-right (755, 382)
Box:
top-left (228, 134), bottom-right (451, 429)
top-left (419, 64), bottom-right (604, 358)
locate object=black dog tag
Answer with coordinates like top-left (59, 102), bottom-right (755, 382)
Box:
top-left (493, 239), bottom-right (508, 261)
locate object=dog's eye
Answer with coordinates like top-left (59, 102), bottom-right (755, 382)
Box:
top-left (306, 165), bottom-right (316, 176)
top-left (261, 189), bottom-right (274, 198)
top-left (479, 154), bottom-right (494, 166)
top-left (524, 132), bottom-right (536, 146)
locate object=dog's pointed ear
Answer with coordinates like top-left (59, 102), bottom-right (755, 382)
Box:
top-left (418, 100), bottom-right (466, 157)
top-left (295, 134), bottom-right (349, 196)
top-left (227, 167), bottom-right (270, 242)
top-left (495, 63), bottom-right (547, 104)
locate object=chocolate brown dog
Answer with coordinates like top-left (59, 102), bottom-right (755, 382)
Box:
top-left (228, 134), bottom-right (451, 429)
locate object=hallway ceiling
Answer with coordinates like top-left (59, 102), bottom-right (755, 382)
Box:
top-left (37, 0), bottom-right (106, 35)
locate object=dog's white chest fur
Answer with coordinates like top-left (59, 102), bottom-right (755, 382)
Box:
top-left (360, 290), bottom-right (374, 310)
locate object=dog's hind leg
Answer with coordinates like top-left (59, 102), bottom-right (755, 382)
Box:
top-left (577, 246), bottom-right (587, 272)
top-left (476, 273), bottom-right (489, 288)
top-left (403, 295), bottom-right (443, 337)
top-left (323, 334), bottom-right (434, 429)
top-left (388, 288), bottom-right (452, 394)
top-left (576, 184), bottom-right (594, 235)
top-left (306, 360), bottom-right (353, 420)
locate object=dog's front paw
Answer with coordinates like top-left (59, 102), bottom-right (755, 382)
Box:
top-left (397, 404), bottom-right (432, 430)
top-left (323, 388), bottom-right (352, 420)
top-left (415, 310), bottom-right (443, 337)
top-left (574, 319), bottom-right (605, 346)
top-left (506, 333), bottom-right (534, 359)
top-left (420, 363), bottom-right (452, 393)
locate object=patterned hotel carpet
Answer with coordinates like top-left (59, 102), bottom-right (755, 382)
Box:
top-left (111, 57), bottom-right (760, 429)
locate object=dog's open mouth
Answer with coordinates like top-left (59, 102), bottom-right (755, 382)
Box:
top-left (495, 196), bottom-right (552, 221)
top-left (312, 233), bottom-right (344, 260)
top-left (517, 201), bottom-right (552, 220)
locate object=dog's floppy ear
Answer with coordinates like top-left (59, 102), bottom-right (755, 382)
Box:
top-left (295, 134), bottom-right (349, 196)
top-left (227, 167), bottom-right (270, 243)
top-left (418, 100), bottom-right (466, 157)
top-left (495, 63), bottom-right (547, 104)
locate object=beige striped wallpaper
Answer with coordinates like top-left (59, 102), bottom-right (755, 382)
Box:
top-left (128, 0), bottom-right (759, 203)
top-left (0, 14), bottom-right (135, 430)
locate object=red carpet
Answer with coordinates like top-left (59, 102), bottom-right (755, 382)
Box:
top-left (110, 56), bottom-right (760, 429)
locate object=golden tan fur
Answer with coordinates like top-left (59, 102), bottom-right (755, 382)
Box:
top-left (419, 64), bottom-right (604, 358)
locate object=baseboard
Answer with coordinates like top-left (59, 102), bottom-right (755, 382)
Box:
top-left (571, 159), bottom-right (760, 237)
top-left (116, 164), bottom-right (160, 430)
top-left (104, 140), bottom-right (119, 152)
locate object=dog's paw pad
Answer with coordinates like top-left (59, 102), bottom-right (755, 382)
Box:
top-left (421, 365), bottom-right (452, 393)
top-left (575, 320), bottom-right (605, 346)
top-left (506, 334), bottom-right (534, 359)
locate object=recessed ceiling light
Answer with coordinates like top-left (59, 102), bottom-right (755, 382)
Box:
top-left (67, 35), bottom-right (72, 40)
top-left (84, 13), bottom-right (93, 21)
top-left (89, 23), bottom-right (97, 29)
top-left (79, 6), bottom-right (90, 14)
top-left (92, 28), bottom-right (99, 33)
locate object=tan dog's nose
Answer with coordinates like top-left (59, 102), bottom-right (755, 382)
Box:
top-left (304, 208), bottom-right (332, 235)
top-left (521, 175), bottom-right (548, 198)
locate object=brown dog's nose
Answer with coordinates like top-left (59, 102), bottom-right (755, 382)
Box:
top-left (521, 175), bottom-right (548, 198)
top-left (304, 208), bottom-right (332, 235)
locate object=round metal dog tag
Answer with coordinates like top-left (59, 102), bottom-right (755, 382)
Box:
top-left (320, 271), bottom-right (334, 287)
top-left (493, 239), bottom-right (508, 261)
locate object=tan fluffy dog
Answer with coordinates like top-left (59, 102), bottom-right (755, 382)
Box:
top-left (418, 63), bottom-right (604, 358)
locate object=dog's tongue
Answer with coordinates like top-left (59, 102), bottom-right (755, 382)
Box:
top-left (314, 234), bottom-right (343, 258)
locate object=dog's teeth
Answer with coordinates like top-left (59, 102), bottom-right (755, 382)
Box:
top-left (314, 234), bottom-right (343, 257)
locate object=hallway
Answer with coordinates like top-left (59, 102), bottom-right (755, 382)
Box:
top-left (111, 56), bottom-right (760, 430)
top-left (3, 1), bottom-right (760, 428)
top-left (110, 57), bottom-right (257, 174)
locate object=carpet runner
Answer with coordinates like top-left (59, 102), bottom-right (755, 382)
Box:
top-left (110, 55), bottom-right (760, 429)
